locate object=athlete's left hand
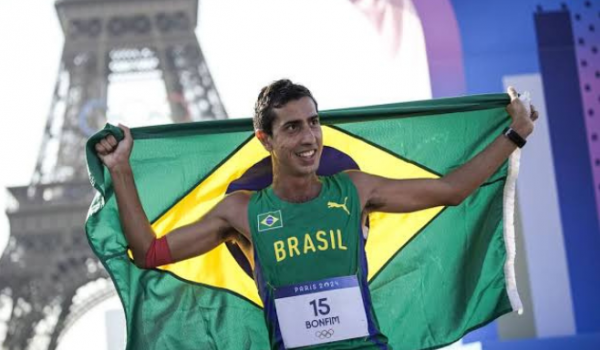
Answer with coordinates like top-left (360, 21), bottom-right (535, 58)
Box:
top-left (506, 86), bottom-right (538, 138)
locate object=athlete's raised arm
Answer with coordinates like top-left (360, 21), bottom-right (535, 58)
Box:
top-left (95, 125), bottom-right (250, 268)
top-left (348, 87), bottom-right (538, 214)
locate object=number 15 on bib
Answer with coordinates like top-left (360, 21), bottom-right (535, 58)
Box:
top-left (274, 276), bottom-right (370, 348)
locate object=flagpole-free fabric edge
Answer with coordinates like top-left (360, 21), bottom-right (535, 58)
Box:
top-left (83, 221), bottom-right (134, 347)
top-left (503, 149), bottom-right (523, 313)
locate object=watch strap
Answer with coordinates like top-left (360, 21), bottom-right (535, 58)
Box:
top-left (503, 127), bottom-right (527, 148)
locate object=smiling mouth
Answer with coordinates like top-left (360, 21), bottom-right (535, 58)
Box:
top-left (296, 149), bottom-right (317, 159)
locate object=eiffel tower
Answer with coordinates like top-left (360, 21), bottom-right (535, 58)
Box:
top-left (0, 0), bottom-right (226, 349)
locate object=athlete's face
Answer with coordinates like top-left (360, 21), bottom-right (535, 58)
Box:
top-left (259, 96), bottom-right (323, 177)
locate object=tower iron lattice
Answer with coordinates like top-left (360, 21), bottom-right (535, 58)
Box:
top-left (0, 1), bottom-right (226, 349)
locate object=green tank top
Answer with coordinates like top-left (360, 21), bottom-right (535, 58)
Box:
top-left (248, 172), bottom-right (389, 350)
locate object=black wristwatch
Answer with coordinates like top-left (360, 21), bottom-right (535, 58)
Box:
top-left (503, 127), bottom-right (527, 148)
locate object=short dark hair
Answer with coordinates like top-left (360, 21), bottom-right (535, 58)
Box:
top-left (253, 79), bottom-right (318, 135)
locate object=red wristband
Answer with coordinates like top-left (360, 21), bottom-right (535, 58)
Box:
top-left (145, 236), bottom-right (173, 268)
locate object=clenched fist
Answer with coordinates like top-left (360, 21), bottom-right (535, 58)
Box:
top-left (95, 124), bottom-right (133, 171)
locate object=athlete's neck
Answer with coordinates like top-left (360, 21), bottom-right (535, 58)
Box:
top-left (272, 172), bottom-right (321, 203)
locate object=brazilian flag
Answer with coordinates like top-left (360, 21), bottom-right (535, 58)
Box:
top-left (85, 94), bottom-right (522, 349)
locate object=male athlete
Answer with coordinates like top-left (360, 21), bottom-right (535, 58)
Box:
top-left (95, 79), bottom-right (537, 349)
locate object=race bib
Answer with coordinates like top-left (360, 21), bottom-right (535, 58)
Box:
top-left (274, 275), bottom-right (369, 349)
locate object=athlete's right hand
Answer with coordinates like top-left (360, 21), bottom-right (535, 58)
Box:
top-left (95, 124), bottom-right (133, 171)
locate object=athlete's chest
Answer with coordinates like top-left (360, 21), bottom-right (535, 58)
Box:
top-left (253, 195), bottom-right (358, 264)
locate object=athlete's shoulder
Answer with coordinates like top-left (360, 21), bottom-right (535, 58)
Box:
top-left (338, 169), bottom-right (366, 187)
top-left (215, 191), bottom-right (252, 217)
top-left (340, 170), bottom-right (374, 209)
top-left (222, 190), bottom-right (252, 205)
top-left (343, 170), bottom-right (372, 186)
top-left (321, 171), bottom-right (354, 183)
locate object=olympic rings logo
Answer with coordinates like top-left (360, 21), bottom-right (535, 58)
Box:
top-left (315, 329), bottom-right (334, 339)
